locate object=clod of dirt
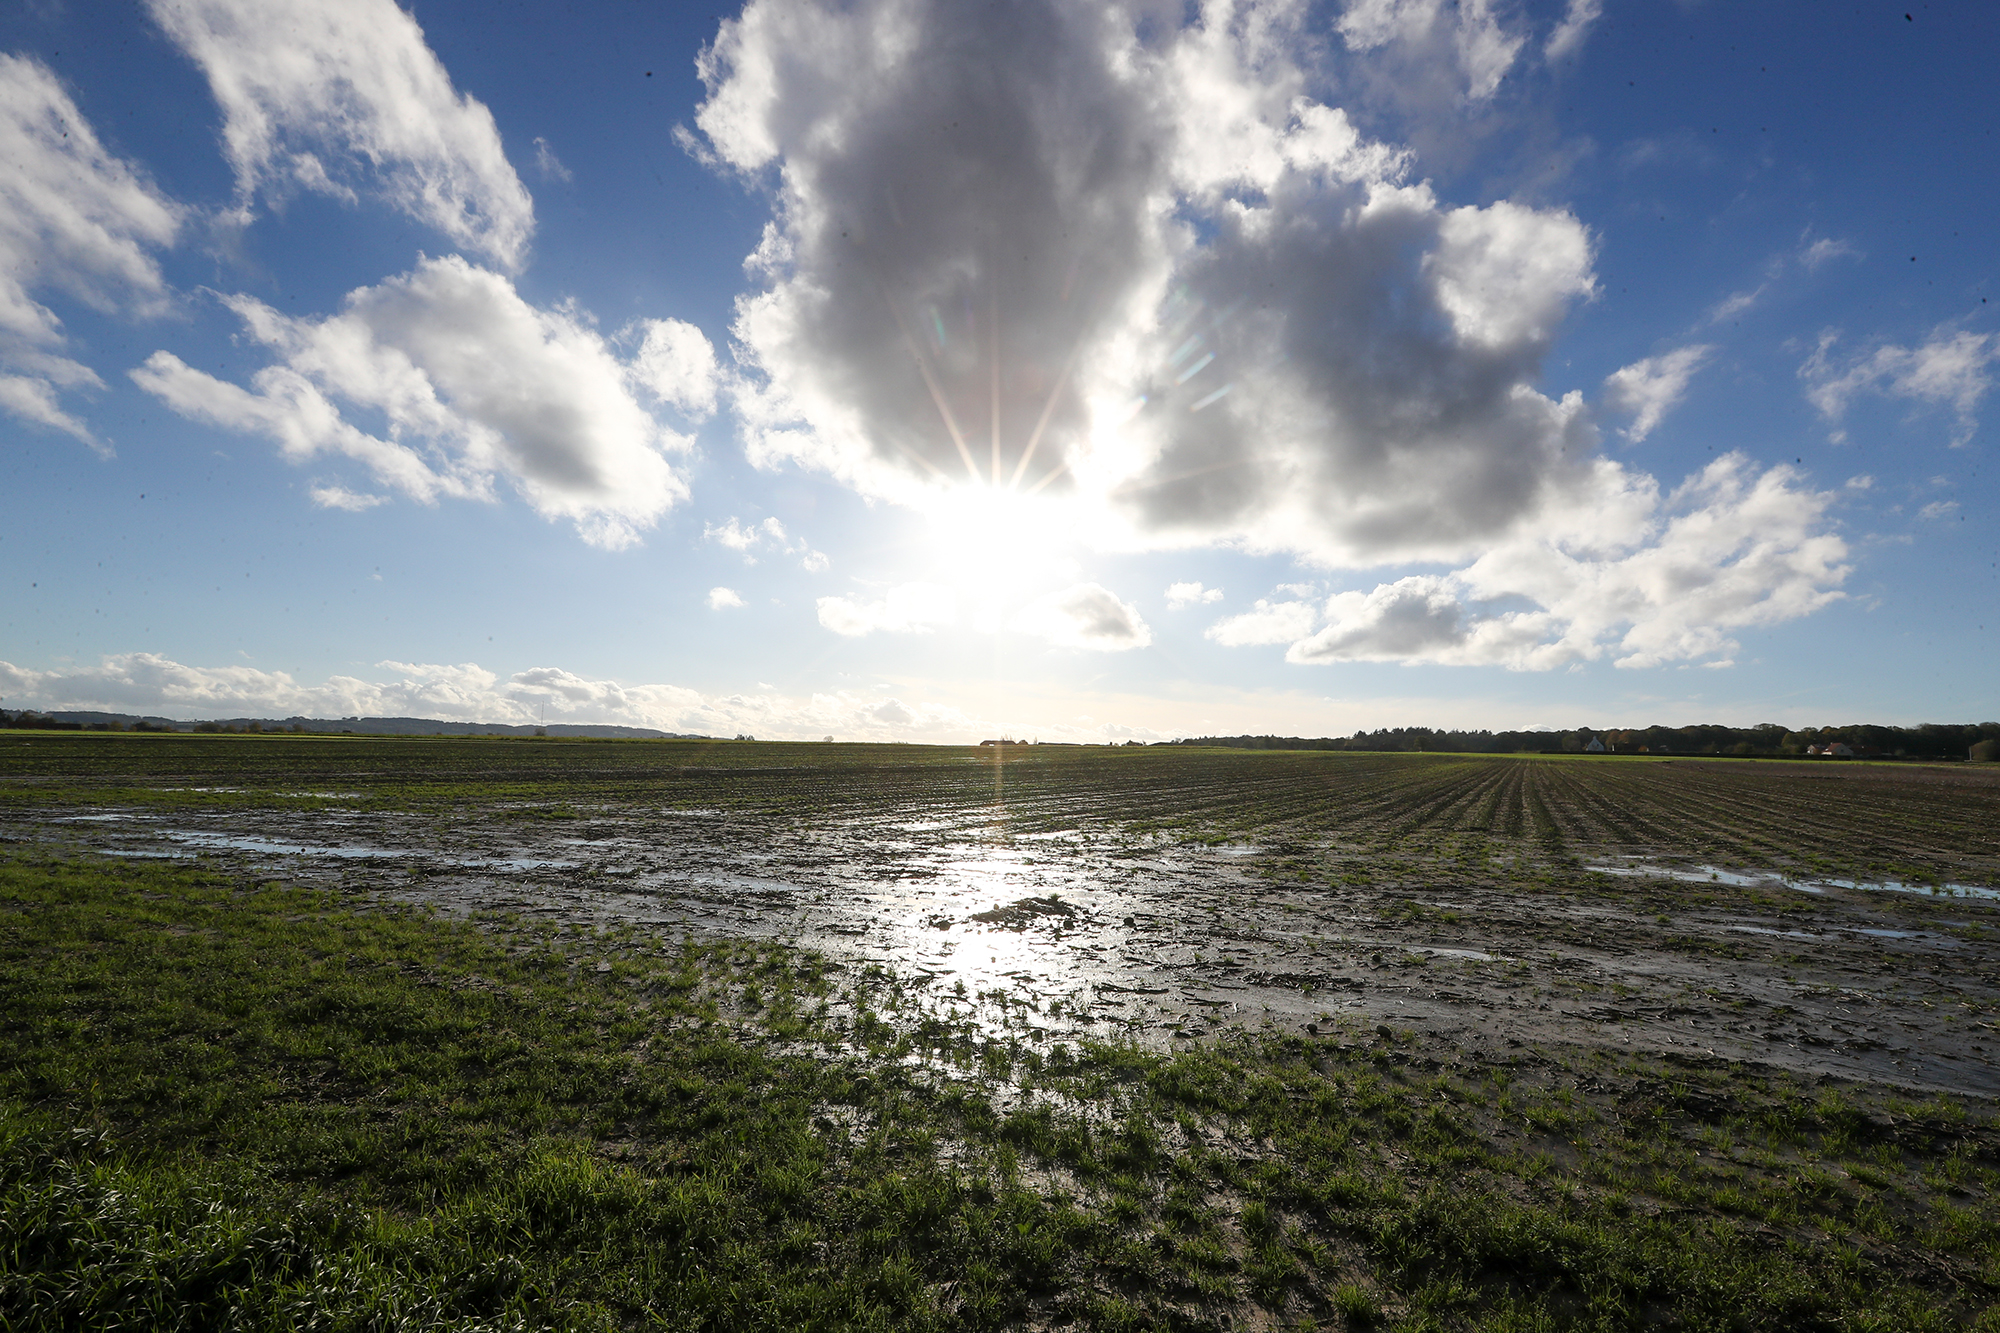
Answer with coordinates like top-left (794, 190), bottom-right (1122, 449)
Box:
top-left (970, 895), bottom-right (1078, 927)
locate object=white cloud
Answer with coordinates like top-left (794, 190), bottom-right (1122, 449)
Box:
top-left (707, 586), bottom-right (746, 609)
top-left (1288, 575), bottom-right (1468, 662)
top-left (1799, 236), bottom-right (1859, 271)
top-left (1165, 580), bottom-right (1223, 609)
top-left (1209, 456), bottom-right (1848, 671)
top-left (700, 0), bottom-right (1605, 569)
top-left (130, 255), bottom-right (698, 547)
top-left (703, 514), bottom-right (826, 570)
top-left (308, 484), bottom-right (386, 511)
top-left (1705, 287), bottom-right (1764, 325)
top-left (1544, 0), bottom-right (1602, 61)
top-left (1602, 344), bottom-right (1712, 442)
top-left (691, 0), bottom-right (1847, 660)
top-left (147, 0), bottom-right (534, 266)
top-left (0, 54), bottom-right (180, 446)
top-left (1801, 325), bottom-right (1998, 446)
top-left (1206, 598), bottom-right (1318, 647)
top-left (1918, 500), bottom-right (1959, 521)
top-left (629, 317), bottom-right (718, 417)
top-left (531, 136), bottom-right (571, 183)
top-left (870, 698), bottom-right (915, 725)
top-left (1337, 0), bottom-right (1525, 100)
top-left (1012, 583), bottom-right (1151, 651)
top-left (0, 653), bottom-right (1101, 743)
top-left (816, 582), bottom-right (956, 636)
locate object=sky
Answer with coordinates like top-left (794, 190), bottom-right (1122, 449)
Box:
top-left (1, 0), bottom-right (1994, 743)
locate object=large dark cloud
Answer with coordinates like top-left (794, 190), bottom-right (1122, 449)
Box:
top-left (697, 0), bottom-right (1849, 666)
top-left (700, 0), bottom-right (1598, 565)
top-left (703, 0), bottom-right (1165, 499)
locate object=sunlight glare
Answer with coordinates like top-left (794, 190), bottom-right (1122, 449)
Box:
top-left (921, 486), bottom-right (1082, 621)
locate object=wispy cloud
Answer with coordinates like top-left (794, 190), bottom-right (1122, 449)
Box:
top-left (0, 54), bottom-right (181, 447)
top-left (531, 136), bottom-right (572, 183)
top-left (703, 514), bottom-right (826, 570)
top-left (1705, 287), bottom-right (1765, 325)
top-left (309, 484), bottom-right (387, 511)
top-left (1544, 0), bottom-right (1603, 62)
top-left (1206, 598), bottom-right (1318, 647)
top-left (816, 582), bottom-right (955, 637)
top-left (148, 0), bottom-right (534, 266)
top-left (1801, 325), bottom-right (1998, 446)
top-left (1799, 236), bottom-right (1860, 271)
top-left (706, 586), bottom-right (746, 609)
top-left (1602, 344), bottom-right (1713, 441)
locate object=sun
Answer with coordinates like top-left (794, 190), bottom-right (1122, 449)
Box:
top-left (921, 484), bottom-right (1082, 607)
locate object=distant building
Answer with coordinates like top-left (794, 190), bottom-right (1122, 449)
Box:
top-left (1585, 736), bottom-right (1606, 753)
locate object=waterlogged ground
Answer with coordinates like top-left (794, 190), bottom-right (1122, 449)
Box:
top-left (6, 735), bottom-right (1997, 1099)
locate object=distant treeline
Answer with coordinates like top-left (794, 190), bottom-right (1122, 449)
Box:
top-left (1172, 722), bottom-right (2000, 761)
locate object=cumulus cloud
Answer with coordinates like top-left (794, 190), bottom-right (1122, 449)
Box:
top-left (1013, 582), bottom-right (1151, 651)
top-left (0, 54), bottom-right (180, 446)
top-left (693, 0), bottom-right (1845, 660)
top-left (0, 653), bottom-right (1160, 744)
top-left (698, 0), bottom-right (1608, 569)
top-left (148, 0), bottom-right (534, 266)
top-left (1165, 580), bottom-right (1223, 609)
top-left (703, 514), bottom-right (826, 570)
top-left (629, 317), bottom-right (719, 417)
top-left (1602, 345), bottom-right (1712, 442)
top-left (707, 586), bottom-right (746, 609)
top-left (1337, 0), bottom-right (1525, 100)
top-left (1206, 597), bottom-right (1319, 647)
top-left (817, 582), bottom-right (956, 636)
top-left (1801, 325), bottom-right (1998, 446)
top-left (1201, 456), bottom-right (1848, 670)
top-left (131, 255), bottom-right (708, 546)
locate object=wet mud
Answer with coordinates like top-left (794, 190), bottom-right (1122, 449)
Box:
top-left (16, 789), bottom-right (1998, 1099)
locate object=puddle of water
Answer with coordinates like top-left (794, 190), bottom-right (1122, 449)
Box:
top-left (59, 814), bottom-right (133, 823)
top-left (168, 831), bottom-right (406, 859)
top-left (1589, 862), bottom-right (1791, 890)
top-left (159, 831), bottom-right (580, 873)
top-left (1730, 925), bottom-right (1820, 940)
top-left (1820, 878), bottom-right (2000, 901)
top-left (1590, 861), bottom-right (1997, 901)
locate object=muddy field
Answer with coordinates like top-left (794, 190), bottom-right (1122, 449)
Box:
top-left (6, 735), bottom-right (1998, 1097)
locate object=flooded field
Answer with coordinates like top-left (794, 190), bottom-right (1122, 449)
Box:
top-left (7, 735), bottom-right (1998, 1097)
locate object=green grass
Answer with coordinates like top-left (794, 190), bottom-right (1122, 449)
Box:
top-left (2, 847), bottom-right (1996, 1330)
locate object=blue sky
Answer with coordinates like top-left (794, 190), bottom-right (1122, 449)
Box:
top-left (1, 0), bottom-right (1993, 741)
